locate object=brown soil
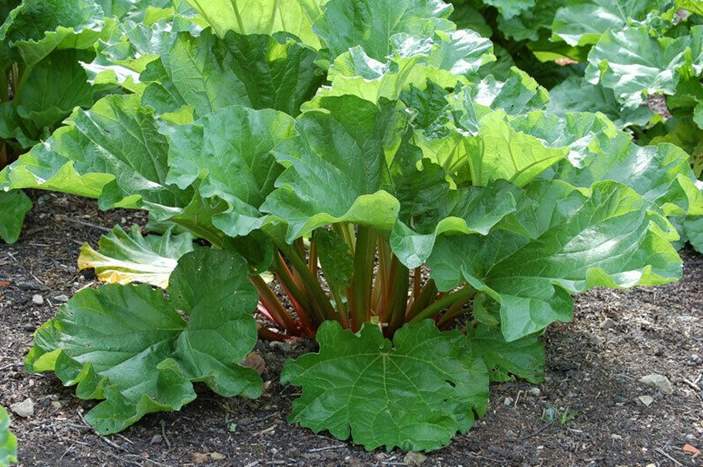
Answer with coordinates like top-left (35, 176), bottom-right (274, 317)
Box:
top-left (1, 193), bottom-right (702, 466)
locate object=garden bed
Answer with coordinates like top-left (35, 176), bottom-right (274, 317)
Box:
top-left (1, 192), bottom-right (702, 466)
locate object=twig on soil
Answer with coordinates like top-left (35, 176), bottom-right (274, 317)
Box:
top-left (57, 215), bottom-right (111, 233)
top-left (683, 378), bottom-right (701, 391)
top-left (243, 461), bottom-right (260, 467)
top-left (517, 422), bottom-right (553, 441)
top-left (308, 444), bottom-right (346, 453)
top-left (160, 420), bottom-right (172, 449)
top-left (655, 448), bottom-right (683, 466)
top-left (252, 424), bottom-right (277, 436)
top-left (76, 409), bottom-right (130, 453)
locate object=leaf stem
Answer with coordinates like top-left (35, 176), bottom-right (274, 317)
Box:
top-left (385, 256), bottom-right (410, 333)
top-left (349, 226), bottom-right (377, 331)
top-left (250, 275), bottom-right (299, 332)
top-left (411, 286), bottom-right (474, 323)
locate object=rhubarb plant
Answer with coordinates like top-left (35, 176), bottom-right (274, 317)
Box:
top-left (2, 0), bottom-right (701, 452)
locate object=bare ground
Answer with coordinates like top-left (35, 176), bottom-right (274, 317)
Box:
top-left (1, 192), bottom-right (701, 466)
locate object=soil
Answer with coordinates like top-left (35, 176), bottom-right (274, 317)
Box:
top-left (1, 192), bottom-right (702, 467)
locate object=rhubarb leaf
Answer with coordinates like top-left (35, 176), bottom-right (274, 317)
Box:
top-left (26, 248), bottom-right (261, 434)
top-left (0, 190), bottom-right (32, 244)
top-left (282, 320), bottom-right (489, 451)
top-left (78, 225), bottom-right (194, 288)
top-left (164, 105), bottom-right (295, 237)
top-left (429, 181), bottom-right (681, 341)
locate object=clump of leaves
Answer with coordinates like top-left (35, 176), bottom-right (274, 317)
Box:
top-left (2, 0), bottom-right (701, 453)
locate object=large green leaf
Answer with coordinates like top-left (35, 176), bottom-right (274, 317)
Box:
top-left (314, 0), bottom-right (455, 61)
top-left (281, 320), bottom-right (489, 452)
top-left (164, 105), bottom-right (295, 236)
top-left (186, 0), bottom-right (325, 48)
top-left (0, 190), bottom-right (31, 244)
top-left (552, 0), bottom-right (667, 46)
top-left (547, 76), bottom-right (653, 128)
top-left (585, 26), bottom-right (690, 108)
top-left (26, 248), bottom-right (261, 434)
top-left (390, 180), bottom-right (523, 268)
top-left (312, 29), bottom-right (494, 104)
top-left (0, 0), bottom-right (113, 67)
top-left (261, 96), bottom-right (408, 241)
top-left (0, 406), bottom-right (17, 466)
top-left (0, 94), bottom-right (191, 214)
top-left (78, 225), bottom-right (194, 288)
top-left (14, 49), bottom-right (95, 136)
top-left (467, 323), bottom-right (544, 384)
top-left (428, 181), bottom-right (681, 341)
top-left (141, 30), bottom-right (324, 118)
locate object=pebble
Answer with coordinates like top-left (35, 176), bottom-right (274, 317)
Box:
top-left (638, 395), bottom-right (654, 407)
top-left (11, 398), bottom-right (34, 418)
top-left (600, 317), bottom-right (616, 330)
top-left (686, 433), bottom-right (697, 442)
top-left (150, 435), bottom-right (162, 445)
top-left (54, 294), bottom-right (69, 303)
top-left (403, 452), bottom-right (427, 466)
top-left (210, 452), bottom-right (226, 461)
top-left (639, 374), bottom-right (674, 395)
top-left (31, 294), bottom-right (44, 305)
top-left (503, 397), bottom-right (514, 406)
top-left (528, 387), bottom-right (541, 397)
top-left (688, 354), bottom-right (701, 365)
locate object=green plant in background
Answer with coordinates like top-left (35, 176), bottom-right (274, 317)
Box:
top-left (0, 406), bottom-right (17, 466)
top-left (1, 0), bottom-right (702, 453)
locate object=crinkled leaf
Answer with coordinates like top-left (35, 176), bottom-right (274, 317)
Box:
top-left (585, 26), bottom-right (689, 108)
top-left (0, 189), bottom-right (31, 244)
top-left (141, 30), bottom-right (324, 117)
top-left (0, 94), bottom-right (191, 214)
top-left (314, 0), bottom-right (455, 61)
top-left (78, 225), bottom-right (194, 288)
top-left (0, 406), bottom-right (17, 466)
top-left (312, 30), bottom-right (494, 104)
top-left (282, 320), bottom-right (489, 452)
top-left (467, 324), bottom-right (544, 383)
top-left (552, 0), bottom-right (667, 46)
top-left (26, 248), bottom-right (261, 434)
top-left (391, 180), bottom-right (522, 268)
top-left (261, 96), bottom-right (408, 241)
top-left (0, 0), bottom-right (112, 67)
top-left (429, 181), bottom-right (681, 341)
top-left (164, 105), bottom-right (295, 237)
top-left (483, 0), bottom-right (535, 19)
top-left (548, 76), bottom-right (653, 128)
top-left (186, 0), bottom-right (325, 48)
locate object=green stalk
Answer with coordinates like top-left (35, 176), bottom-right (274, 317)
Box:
top-left (410, 286), bottom-right (474, 323)
top-left (276, 241), bottom-right (337, 322)
top-left (406, 279), bottom-right (438, 319)
top-left (349, 226), bottom-right (377, 331)
top-left (385, 256), bottom-right (410, 333)
top-left (250, 275), bottom-right (299, 332)
top-left (228, 0), bottom-right (246, 33)
top-left (272, 253), bottom-right (323, 327)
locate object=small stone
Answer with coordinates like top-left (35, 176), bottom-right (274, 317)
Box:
top-left (639, 374), bottom-right (674, 395)
top-left (638, 395), bottom-right (654, 407)
top-left (600, 318), bottom-right (616, 330)
top-left (54, 294), bottom-right (69, 303)
top-left (503, 397), bottom-right (514, 406)
top-left (611, 434), bottom-right (623, 440)
top-left (210, 452), bottom-right (226, 461)
top-left (403, 452), bottom-right (427, 466)
top-left (150, 435), bottom-right (162, 444)
top-left (528, 387), bottom-right (541, 397)
top-left (50, 401), bottom-right (62, 410)
top-left (688, 354), bottom-right (702, 365)
top-left (192, 453), bottom-right (209, 464)
top-left (506, 430), bottom-right (517, 438)
top-left (32, 294), bottom-right (44, 305)
top-left (11, 398), bottom-right (34, 418)
top-left (686, 434), bottom-right (697, 442)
